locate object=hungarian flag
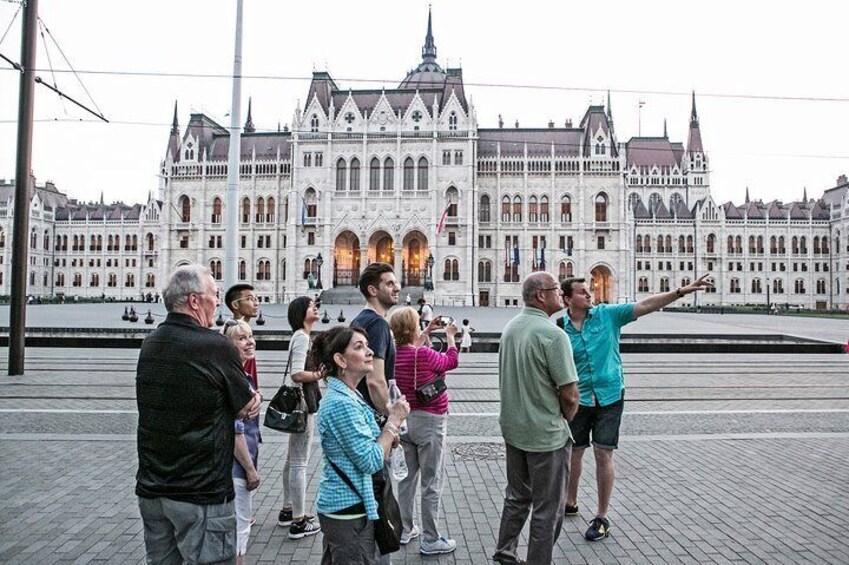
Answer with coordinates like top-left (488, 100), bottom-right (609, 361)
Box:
top-left (436, 203), bottom-right (451, 235)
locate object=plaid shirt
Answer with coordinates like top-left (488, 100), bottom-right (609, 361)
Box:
top-left (316, 377), bottom-right (384, 520)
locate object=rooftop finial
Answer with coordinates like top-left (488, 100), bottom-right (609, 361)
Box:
top-left (803, 186), bottom-right (808, 201)
top-left (663, 117), bottom-right (667, 138)
top-left (422, 5), bottom-right (437, 63)
top-left (690, 90), bottom-right (698, 124)
top-left (607, 90), bottom-right (613, 121)
top-left (171, 100), bottom-right (179, 134)
top-left (244, 97), bottom-right (255, 133)
top-left (745, 186), bottom-right (750, 204)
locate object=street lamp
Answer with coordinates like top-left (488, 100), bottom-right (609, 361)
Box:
top-left (766, 276), bottom-right (771, 314)
top-left (316, 253), bottom-right (324, 290)
top-left (424, 252), bottom-right (435, 291)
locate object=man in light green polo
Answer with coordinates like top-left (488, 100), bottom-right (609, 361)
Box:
top-left (493, 272), bottom-right (579, 565)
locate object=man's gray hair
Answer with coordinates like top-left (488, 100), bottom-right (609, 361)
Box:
top-left (522, 272), bottom-right (556, 304)
top-left (163, 264), bottom-right (211, 312)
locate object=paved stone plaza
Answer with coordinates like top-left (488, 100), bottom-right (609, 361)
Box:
top-left (1, 333), bottom-right (849, 565)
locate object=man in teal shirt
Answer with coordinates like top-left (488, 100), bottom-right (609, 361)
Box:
top-left (558, 274), bottom-right (711, 542)
top-left (494, 272), bottom-right (579, 565)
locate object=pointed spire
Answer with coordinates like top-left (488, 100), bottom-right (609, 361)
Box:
top-left (100, 191), bottom-right (104, 205)
top-left (663, 118), bottom-right (668, 138)
top-left (606, 90), bottom-right (612, 120)
top-left (170, 100), bottom-right (179, 134)
top-left (690, 90), bottom-right (698, 125)
top-left (745, 187), bottom-right (750, 204)
top-left (244, 97), bottom-right (255, 133)
top-left (422, 5), bottom-right (437, 63)
top-left (803, 186), bottom-right (808, 201)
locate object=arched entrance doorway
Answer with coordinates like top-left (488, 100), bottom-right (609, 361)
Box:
top-left (402, 231), bottom-right (428, 287)
top-left (333, 231), bottom-right (361, 286)
top-left (368, 230), bottom-right (395, 267)
top-left (590, 265), bottom-right (613, 304)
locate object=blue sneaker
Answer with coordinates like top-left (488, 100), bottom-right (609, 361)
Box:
top-left (585, 516), bottom-right (611, 541)
top-left (420, 536), bottom-right (456, 555)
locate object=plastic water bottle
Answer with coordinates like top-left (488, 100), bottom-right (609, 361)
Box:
top-left (390, 445), bottom-right (408, 480)
top-left (387, 379), bottom-right (408, 434)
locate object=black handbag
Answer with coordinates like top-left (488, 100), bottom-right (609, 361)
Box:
top-left (327, 459), bottom-right (402, 555)
top-left (263, 346), bottom-right (307, 433)
top-left (413, 346), bottom-right (448, 405)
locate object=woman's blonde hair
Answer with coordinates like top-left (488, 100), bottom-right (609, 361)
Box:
top-left (223, 319), bottom-right (252, 341)
top-left (389, 306), bottom-right (420, 346)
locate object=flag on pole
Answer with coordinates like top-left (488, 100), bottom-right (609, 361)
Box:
top-left (436, 202), bottom-right (451, 235)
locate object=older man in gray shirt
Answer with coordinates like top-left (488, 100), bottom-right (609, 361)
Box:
top-left (493, 272), bottom-right (580, 565)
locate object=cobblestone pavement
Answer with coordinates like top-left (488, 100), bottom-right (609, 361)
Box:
top-left (1, 348), bottom-right (848, 564)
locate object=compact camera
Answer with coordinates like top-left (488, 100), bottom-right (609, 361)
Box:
top-left (436, 315), bottom-right (454, 327)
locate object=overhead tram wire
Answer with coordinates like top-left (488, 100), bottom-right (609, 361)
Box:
top-left (0, 65), bottom-right (847, 104)
top-left (0, 118), bottom-right (846, 161)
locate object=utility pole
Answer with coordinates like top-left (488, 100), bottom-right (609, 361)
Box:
top-left (9, 0), bottom-right (39, 376)
top-left (224, 0), bottom-right (244, 292)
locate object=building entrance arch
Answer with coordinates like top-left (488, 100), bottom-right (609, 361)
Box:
top-left (590, 264), bottom-right (613, 304)
top-left (402, 230), bottom-right (428, 286)
top-left (368, 230), bottom-right (395, 267)
top-left (333, 231), bottom-right (361, 286)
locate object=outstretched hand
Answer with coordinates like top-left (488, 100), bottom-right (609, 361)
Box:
top-left (682, 273), bottom-right (713, 294)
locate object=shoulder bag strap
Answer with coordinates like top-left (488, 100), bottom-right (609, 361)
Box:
top-left (326, 457), bottom-right (363, 503)
top-left (282, 336), bottom-right (295, 385)
top-left (413, 346), bottom-right (419, 389)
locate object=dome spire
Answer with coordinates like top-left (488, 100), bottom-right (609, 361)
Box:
top-left (422, 5), bottom-right (437, 63)
top-left (171, 100), bottom-right (179, 134)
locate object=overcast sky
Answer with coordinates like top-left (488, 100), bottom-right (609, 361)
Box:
top-left (1, 0), bottom-right (847, 206)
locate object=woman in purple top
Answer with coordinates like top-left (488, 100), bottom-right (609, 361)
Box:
top-left (388, 307), bottom-right (460, 556)
top-left (224, 320), bottom-right (261, 565)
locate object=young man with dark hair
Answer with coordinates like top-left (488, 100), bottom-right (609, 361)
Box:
top-left (225, 284), bottom-right (259, 324)
top-left (558, 273), bottom-right (711, 541)
top-left (225, 284), bottom-right (259, 389)
top-left (352, 263), bottom-right (399, 416)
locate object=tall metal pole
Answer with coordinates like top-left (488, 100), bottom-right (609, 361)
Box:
top-left (224, 0), bottom-right (244, 292)
top-left (8, 0), bottom-right (39, 376)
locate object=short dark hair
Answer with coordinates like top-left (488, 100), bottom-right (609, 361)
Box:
top-left (358, 263), bottom-right (394, 298)
top-left (224, 283), bottom-right (255, 314)
top-left (560, 277), bottom-right (586, 298)
top-left (287, 296), bottom-right (312, 331)
top-left (308, 325), bottom-right (368, 379)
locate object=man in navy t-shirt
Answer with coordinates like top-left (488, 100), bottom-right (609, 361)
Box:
top-left (351, 262), bottom-right (399, 415)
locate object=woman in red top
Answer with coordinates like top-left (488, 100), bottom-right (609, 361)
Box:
top-left (388, 307), bottom-right (460, 556)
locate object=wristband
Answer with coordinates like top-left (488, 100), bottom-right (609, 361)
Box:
top-left (676, 288), bottom-right (685, 298)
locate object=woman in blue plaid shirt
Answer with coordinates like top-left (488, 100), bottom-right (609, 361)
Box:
top-left (312, 326), bottom-right (410, 564)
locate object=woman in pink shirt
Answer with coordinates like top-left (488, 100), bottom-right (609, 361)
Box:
top-left (388, 307), bottom-right (460, 556)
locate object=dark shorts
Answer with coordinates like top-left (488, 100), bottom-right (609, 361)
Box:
top-left (568, 394), bottom-right (625, 450)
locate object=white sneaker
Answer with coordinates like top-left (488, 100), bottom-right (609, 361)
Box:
top-left (399, 526), bottom-right (420, 545)
top-left (420, 536), bottom-right (457, 555)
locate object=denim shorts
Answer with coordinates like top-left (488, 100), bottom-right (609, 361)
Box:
top-left (568, 393), bottom-right (625, 450)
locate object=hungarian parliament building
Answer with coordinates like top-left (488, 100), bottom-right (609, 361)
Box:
top-left (2, 14), bottom-right (848, 310)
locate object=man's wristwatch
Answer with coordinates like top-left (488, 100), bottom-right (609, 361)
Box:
top-left (676, 288), bottom-right (685, 298)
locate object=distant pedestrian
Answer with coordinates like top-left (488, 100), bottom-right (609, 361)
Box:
top-left (417, 297), bottom-right (433, 330)
top-left (405, 293), bottom-right (412, 306)
top-left (558, 273), bottom-right (711, 541)
top-left (459, 319), bottom-right (475, 353)
top-left (135, 264), bottom-right (261, 565)
top-left (493, 272), bottom-right (579, 565)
